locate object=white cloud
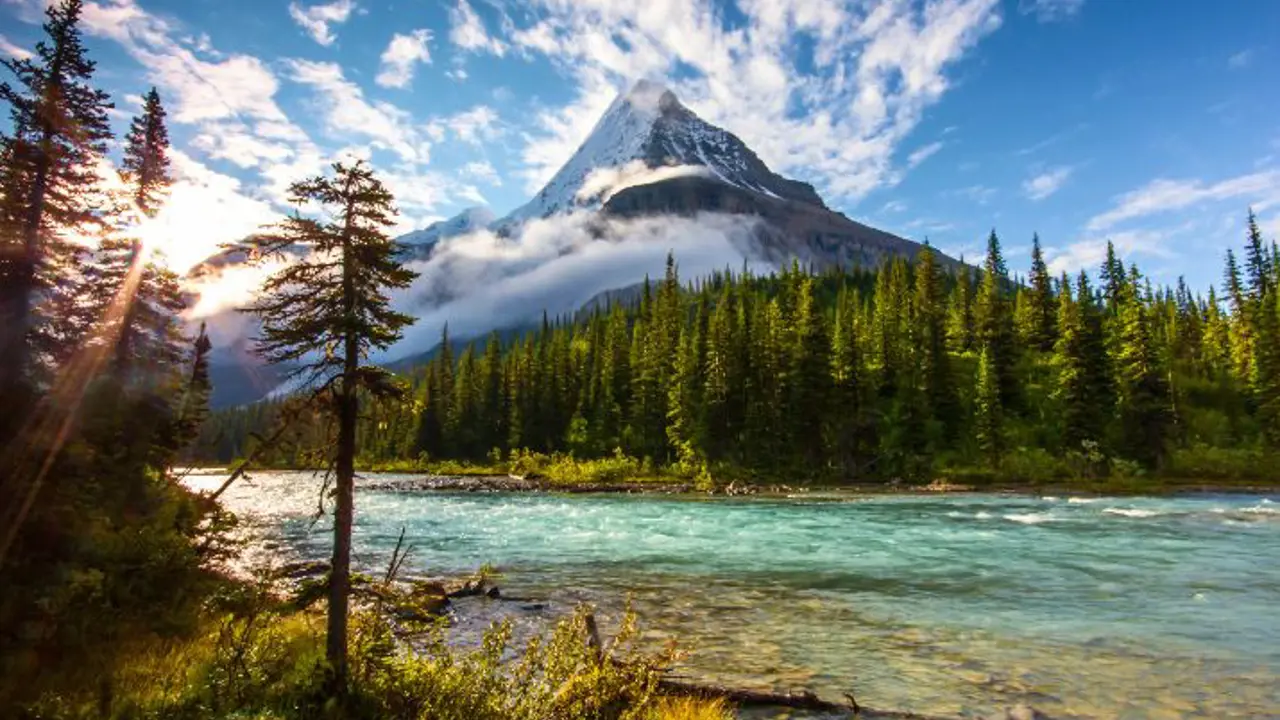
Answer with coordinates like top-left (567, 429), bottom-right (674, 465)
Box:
top-left (441, 105), bottom-right (501, 144)
top-left (449, 0), bottom-right (506, 55)
top-left (576, 161), bottom-right (713, 204)
top-left (0, 32), bottom-right (32, 59)
top-left (387, 212), bottom-right (768, 360)
top-left (1019, 0), bottom-right (1084, 23)
top-left (1228, 48), bottom-right (1255, 69)
top-left (288, 0), bottom-right (356, 46)
top-left (377, 28), bottom-right (432, 88)
top-left (1046, 228), bottom-right (1173, 276)
top-left (460, 160), bottom-right (501, 186)
top-left (507, 0), bottom-right (1002, 200)
top-left (285, 58), bottom-right (431, 163)
top-left (880, 199), bottom-right (908, 213)
top-left (1087, 170), bottom-right (1280, 231)
top-left (907, 141), bottom-right (944, 168)
top-left (1023, 166), bottom-right (1073, 200)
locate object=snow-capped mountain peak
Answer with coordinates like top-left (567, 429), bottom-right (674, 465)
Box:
top-left (495, 80), bottom-right (825, 232)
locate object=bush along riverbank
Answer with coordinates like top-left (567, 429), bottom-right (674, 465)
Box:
top-left (4, 546), bottom-right (738, 720)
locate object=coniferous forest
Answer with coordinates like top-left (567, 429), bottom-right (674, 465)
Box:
top-left (195, 225), bottom-right (1280, 485)
top-left (2, 2), bottom-right (1280, 718)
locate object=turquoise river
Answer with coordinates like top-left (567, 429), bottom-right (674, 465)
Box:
top-left (191, 472), bottom-right (1280, 719)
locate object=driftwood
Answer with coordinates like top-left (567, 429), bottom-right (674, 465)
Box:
top-left (656, 677), bottom-right (956, 719)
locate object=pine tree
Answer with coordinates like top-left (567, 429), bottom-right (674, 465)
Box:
top-left (1024, 234), bottom-right (1057, 351)
top-left (121, 87), bottom-right (172, 216)
top-left (0, 0), bottom-right (114, 415)
top-left (173, 322), bottom-right (213, 452)
top-left (86, 88), bottom-right (182, 385)
top-left (974, 230), bottom-right (1020, 410)
top-left (244, 160), bottom-right (416, 685)
top-left (946, 265), bottom-right (975, 354)
top-left (974, 346), bottom-right (1004, 466)
top-left (787, 272), bottom-right (830, 466)
top-left (914, 244), bottom-right (958, 439)
top-left (829, 288), bottom-right (872, 476)
top-left (1243, 211), bottom-right (1280, 447)
top-left (1113, 268), bottom-right (1173, 468)
top-left (1223, 248), bottom-right (1252, 381)
top-left (1054, 273), bottom-right (1112, 452)
top-left (1100, 240), bottom-right (1126, 313)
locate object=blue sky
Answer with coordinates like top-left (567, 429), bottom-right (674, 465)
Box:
top-left (2, 0), bottom-right (1277, 291)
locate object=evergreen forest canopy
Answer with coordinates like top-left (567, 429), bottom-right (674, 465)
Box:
top-left (195, 220), bottom-right (1280, 485)
top-left (1, 1), bottom-right (1280, 717)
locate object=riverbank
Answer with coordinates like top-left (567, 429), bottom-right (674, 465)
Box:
top-left (186, 465), bottom-right (1280, 498)
top-left (347, 471), bottom-right (1280, 498)
top-left (197, 474), bottom-right (1279, 718)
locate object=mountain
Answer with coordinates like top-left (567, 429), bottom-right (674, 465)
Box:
top-left (496, 79), bottom-right (824, 229)
top-left (188, 80), bottom-right (951, 406)
top-left (398, 206), bottom-right (495, 261)
top-left (493, 79), bottom-right (949, 270)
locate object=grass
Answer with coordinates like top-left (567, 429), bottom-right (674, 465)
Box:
top-left (10, 581), bottom-right (730, 720)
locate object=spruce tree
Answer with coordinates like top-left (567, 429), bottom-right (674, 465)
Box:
top-left (974, 230), bottom-right (1020, 410)
top-left (87, 88), bottom-right (181, 384)
top-left (0, 0), bottom-right (114, 414)
top-left (1054, 273), bottom-right (1111, 452)
top-left (244, 160), bottom-right (416, 685)
top-left (914, 244), bottom-right (958, 439)
top-left (1113, 268), bottom-right (1173, 467)
top-left (121, 87), bottom-right (172, 216)
top-left (1100, 240), bottom-right (1126, 313)
top-left (1024, 234), bottom-right (1057, 351)
top-left (946, 266), bottom-right (975, 354)
top-left (1244, 211), bottom-right (1280, 447)
top-left (974, 346), bottom-right (1004, 466)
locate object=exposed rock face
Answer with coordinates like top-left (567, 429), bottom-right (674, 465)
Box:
top-left (496, 79), bottom-right (828, 229)
top-left (602, 174), bottom-right (950, 270)
top-left (496, 79), bottom-right (950, 270)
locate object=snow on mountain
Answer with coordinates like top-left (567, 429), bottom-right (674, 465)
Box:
top-left (495, 79), bottom-right (825, 233)
top-left (400, 206), bottom-right (496, 247)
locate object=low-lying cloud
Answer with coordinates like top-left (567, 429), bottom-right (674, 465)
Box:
top-left (387, 211), bottom-right (770, 361)
top-left (183, 210), bottom-right (772, 366)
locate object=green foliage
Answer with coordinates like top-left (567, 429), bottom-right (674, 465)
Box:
top-left (188, 214), bottom-right (1280, 485)
top-left (18, 596), bottom-right (715, 720)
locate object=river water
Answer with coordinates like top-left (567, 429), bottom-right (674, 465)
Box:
top-left (190, 471), bottom-right (1279, 719)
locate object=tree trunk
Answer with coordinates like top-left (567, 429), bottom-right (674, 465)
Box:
top-left (327, 361), bottom-right (357, 686)
top-left (327, 193), bottom-right (360, 690)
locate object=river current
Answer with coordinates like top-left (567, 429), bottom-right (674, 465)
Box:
top-left (190, 471), bottom-right (1280, 719)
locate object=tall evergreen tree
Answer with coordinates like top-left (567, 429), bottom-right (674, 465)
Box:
top-left (1054, 273), bottom-right (1112, 451)
top-left (974, 230), bottom-right (1020, 410)
top-left (0, 0), bottom-right (114, 418)
top-left (244, 160), bottom-right (416, 686)
top-left (1113, 268), bottom-right (1173, 467)
top-left (87, 88), bottom-right (180, 384)
top-left (974, 346), bottom-right (1004, 466)
top-left (1023, 234), bottom-right (1057, 351)
top-left (120, 87), bottom-right (172, 216)
top-left (1243, 211), bottom-right (1280, 447)
top-left (914, 244), bottom-right (958, 438)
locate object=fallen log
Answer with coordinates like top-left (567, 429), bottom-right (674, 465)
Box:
top-left (655, 677), bottom-right (957, 719)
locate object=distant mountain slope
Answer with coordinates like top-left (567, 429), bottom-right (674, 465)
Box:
top-left (185, 80), bottom-right (953, 405)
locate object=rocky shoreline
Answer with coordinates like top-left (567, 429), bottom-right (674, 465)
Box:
top-left (357, 473), bottom-right (1278, 498)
